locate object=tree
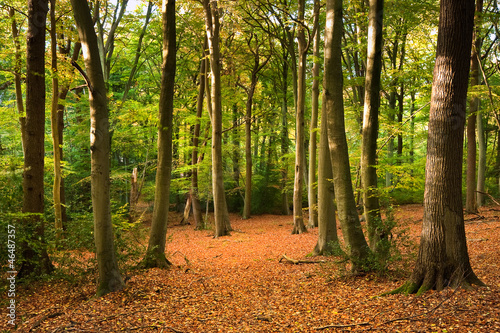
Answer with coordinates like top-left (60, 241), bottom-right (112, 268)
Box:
top-left (323, 0), bottom-right (370, 270)
top-left (307, 0), bottom-right (321, 229)
top-left (361, 0), bottom-right (384, 251)
top-left (142, 0), bottom-right (176, 268)
top-left (18, 0), bottom-right (54, 279)
top-left (292, 0), bottom-right (309, 234)
top-left (70, 0), bottom-right (124, 296)
top-left (313, 94), bottom-right (339, 255)
top-left (203, 0), bottom-right (231, 237)
top-left (390, 0), bottom-right (484, 295)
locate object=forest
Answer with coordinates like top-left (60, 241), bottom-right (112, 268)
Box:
top-left (1, 0), bottom-right (500, 331)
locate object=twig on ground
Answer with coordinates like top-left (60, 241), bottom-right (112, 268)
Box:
top-left (279, 254), bottom-right (326, 264)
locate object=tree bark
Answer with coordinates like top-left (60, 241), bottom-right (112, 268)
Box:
top-left (19, 0), bottom-right (54, 279)
top-left (324, 0), bottom-right (370, 271)
top-left (191, 38), bottom-right (208, 230)
top-left (308, 0), bottom-right (320, 229)
top-left (50, 0), bottom-right (63, 238)
top-left (393, 0), bottom-right (484, 295)
top-left (70, 0), bottom-right (124, 296)
top-left (142, 0), bottom-right (176, 267)
top-left (204, 0), bottom-right (231, 237)
top-left (473, 0), bottom-right (485, 208)
top-left (361, 0), bottom-right (384, 251)
top-left (9, 8), bottom-right (27, 155)
top-left (313, 93), bottom-right (339, 255)
top-left (292, 0), bottom-right (308, 234)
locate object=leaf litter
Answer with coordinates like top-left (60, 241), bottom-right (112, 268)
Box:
top-left (2, 204), bottom-right (500, 332)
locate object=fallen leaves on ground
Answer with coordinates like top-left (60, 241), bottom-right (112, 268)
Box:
top-left (2, 204), bottom-right (500, 332)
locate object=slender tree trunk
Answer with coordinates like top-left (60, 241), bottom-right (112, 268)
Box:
top-left (361, 0), bottom-right (384, 251)
top-left (121, 1), bottom-right (153, 104)
top-left (142, 0), bottom-right (176, 267)
top-left (58, 42), bottom-right (81, 225)
top-left (50, 0), bottom-right (63, 238)
top-left (292, 0), bottom-right (308, 234)
top-left (243, 84), bottom-right (255, 219)
top-left (204, 0), bottom-right (230, 237)
top-left (71, 0), bottom-right (124, 296)
top-left (19, 0), bottom-right (53, 279)
top-left (474, 0), bottom-right (485, 208)
top-left (324, 0), bottom-right (370, 271)
top-left (392, 0), bottom-right (483, 295)
top-left (192, 39), bottom-right (208, 230)
top-left (313, 93), bottom-right (339, 255)
top-left (281, 48), bottom-right (290, 216)
top-left (308, 0), bottom-right (320, 229)
top-left (9, 8), bottom-right (27, 154)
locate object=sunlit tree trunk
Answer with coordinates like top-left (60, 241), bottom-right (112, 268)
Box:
top-left (392, 0), bottom-right (484, 295)
top-left (50, 0), bottom-right (63, 237)
top-left (142, 0), bottom-right (176, 267)
top-left (70, 0), bottom-right (124, 296)
top-left (204, 0), bottom-right (231, 237)
top-left (280, 44), bottom-right (291, 216)
top-left (313, 94), bottom-right (339, 255)
top-left (324, 0), bottom-right (370, 271)
top-left (19, 0), bottom-right (53, 279)
top-left (292, 0), bottom-right (308, 234)
top-left (308, 0), bottom-right (320, 229)
top-left (9, 8), bottom-right (26, 154)
top-left (474, 0), bottom-right (485, 208)
top-left (361, 0), bottom-right (384, 251)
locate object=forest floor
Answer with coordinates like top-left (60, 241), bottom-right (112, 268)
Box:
top-left (2, 204), bottom-right (500, 332)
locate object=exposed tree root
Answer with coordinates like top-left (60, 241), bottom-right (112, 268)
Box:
top-left (139, 252), bottom-right (173, 269)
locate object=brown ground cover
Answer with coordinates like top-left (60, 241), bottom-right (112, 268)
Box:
top-left (2, 204), bottom-right (500, 332)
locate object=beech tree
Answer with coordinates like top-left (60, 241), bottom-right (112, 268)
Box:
top-left (70, 0), bottom-right (124, 296)
top-left (142, 0), bottom-right (176, 268)
top-left (390, 0), bottom-right (484, 295)
top-left (361, 0), bottom-right (384, 250)
top-left (19, 0), bottom-right (53, 279)
top-left (323, 0), bottom-right (370, 270)
top-left (203, 0), bottom-right (232, 237)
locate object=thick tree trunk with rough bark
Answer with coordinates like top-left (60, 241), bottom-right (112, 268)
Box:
top-left (391, 0), bottom-right (484, 295)
top-left (71, 0), bottom-right (124, 296)
top-left (361, 0), bottom-right (384, 251)
top-left (19, 0), bottom-right (54, 279)
top-left (324, 0), bottom-right (370, 270)
top-left (142, 0), bottom-right (176, 268)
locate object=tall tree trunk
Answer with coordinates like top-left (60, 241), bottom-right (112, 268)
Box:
top-left (121, 1), bottom-right (153, 104)
top-left (474, 0), bottom-right (485, 208)
top-left (70, 0), bottom-right (124, 296)
top-left (142, 0), bottom-right (176, 268)
top-left (280, 47), bottom-right (290, 216)
top-left (361, 0), bottom-right (384, 251)
top-left (391, 0), bottom-right (483, 295)
top-left (58, 42), bottom-right (81, 225)
top-left (50, 0), bottom-right (63, 237)
top-left (204, 0), bottom-right (231, 237)
top-left (313, 94), bottom-right (339, 255)
top-left (9, 8), bottom-right (26, 154)
top-left (243, 84), bottom-right (254, 219)
top-left (19, 0), bottom-right (53, 279)
top-left (292, 0), bottom-right (308, 234)
top-left (308, 0), bottom-right (320, 229)
top-left (191, 38), bottom-right (208, 230)
top-left (324, 0), bottom-right (370, 271)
